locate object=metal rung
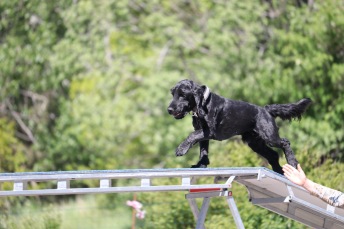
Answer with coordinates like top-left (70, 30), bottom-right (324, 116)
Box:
top-left (182, 177), bottom-right (191, 186)
top-left (100, 179), bottom-right (111, 188)
top-left (57, 180), bottom-right (70, 190)
top-left (13, 182), bottom-right (27, 191)
top-left (326, 205), bottom-right (335, 213)
top-left (141, 178), bottom-right (151, 187)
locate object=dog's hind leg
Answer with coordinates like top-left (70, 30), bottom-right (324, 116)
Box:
top-left (191, 140), bottom-right (210, 168)
top-left (279, 138), bottom-right (299, 168)
top-left (265, 137), bottom-right (298, 169)
top-left (259, 133), bottom-right (299, 169)
top-left (255, 111), bottom-right (299, 170)
top-left (242, 132), bottom-right (283, 174)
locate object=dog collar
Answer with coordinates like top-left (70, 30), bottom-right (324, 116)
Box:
top-left (203, 86), bottom-right (210, 101)
top-left (192, 86), bottom-right (210, 117)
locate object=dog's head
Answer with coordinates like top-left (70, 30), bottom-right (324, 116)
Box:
top-left (167, 79), bottom-right (209, 119)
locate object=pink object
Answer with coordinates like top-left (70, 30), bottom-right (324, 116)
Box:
top-left (127, 200), bottom-right (146, 219)
top-left (136, 210), bottom-right (146, 219)
top-left (126, 200), bottom-right (143, 210)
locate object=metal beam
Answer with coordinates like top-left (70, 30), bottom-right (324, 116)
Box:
top-left (227, 196), bottom-right (245, 229)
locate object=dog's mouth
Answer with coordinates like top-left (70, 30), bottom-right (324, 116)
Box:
top-left (172, 112), bottom-right (187, 119)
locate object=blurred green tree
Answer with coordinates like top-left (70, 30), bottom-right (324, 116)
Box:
top-left (0, 0), bottom-right (343, 228)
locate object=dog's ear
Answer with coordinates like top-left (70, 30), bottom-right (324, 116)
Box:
top-left (170, 86), bottom-right (175, 95)
top-left (193, 85), bottom-right (208, 118)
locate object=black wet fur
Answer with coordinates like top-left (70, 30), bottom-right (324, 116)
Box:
top-left (167, 79), bottom-right (312, 174)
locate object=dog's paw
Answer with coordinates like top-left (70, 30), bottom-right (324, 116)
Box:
top-left (191, 164), bottom-right (207, 168)
top-left (175, 142), bottom-right (191, 156)
top-left (273, 166), bottom-right (284, 175)
top-left (175, 149), bottom-right (184, 156)
top-left (175, 147), bottom-right (188, 156)
top-left (288, 159), bottom-right (299, 169)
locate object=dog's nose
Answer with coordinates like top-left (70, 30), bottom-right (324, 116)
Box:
top-left (167, 107), bottom-right (174, 114)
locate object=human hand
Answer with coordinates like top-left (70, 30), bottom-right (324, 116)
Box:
top-left (282, 164), bottom-right (307, 187)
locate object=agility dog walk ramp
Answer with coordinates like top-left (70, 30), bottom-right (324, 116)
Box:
top-left (0, 167), bottom-right (343, 229)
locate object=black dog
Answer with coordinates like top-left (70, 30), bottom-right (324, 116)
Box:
top-left (167, 79), bottom-right (312, 174)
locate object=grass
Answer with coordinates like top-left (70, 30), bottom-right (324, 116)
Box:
top-left (1, 195), bottom-right (133, 229)
top-left (58, 196), bottom-right (132, 229)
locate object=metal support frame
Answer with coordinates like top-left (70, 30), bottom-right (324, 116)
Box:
top-left (186, 190), bottom-right (244, 229)
top-left (227, 195), bottom-right (245, 229)
top-left (185, 175), bottom-right (245, 229)
top-left (1, 167), bottom-right (343, 229)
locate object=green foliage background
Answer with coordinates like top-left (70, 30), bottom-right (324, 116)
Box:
top-left (0, 0), bottom-right (343, 228)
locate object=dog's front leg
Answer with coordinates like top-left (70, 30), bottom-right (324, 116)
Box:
top-left (176, 130), bottom-right (206, 156)
top-left (191, 140), bottom-right (210, 168)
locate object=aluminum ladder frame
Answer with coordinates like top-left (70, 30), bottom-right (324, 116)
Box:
top-left (1, 167), bottom-right (343, 228)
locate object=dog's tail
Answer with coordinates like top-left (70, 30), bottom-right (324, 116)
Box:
top-left (264, 98), bottom-right (312, 121)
